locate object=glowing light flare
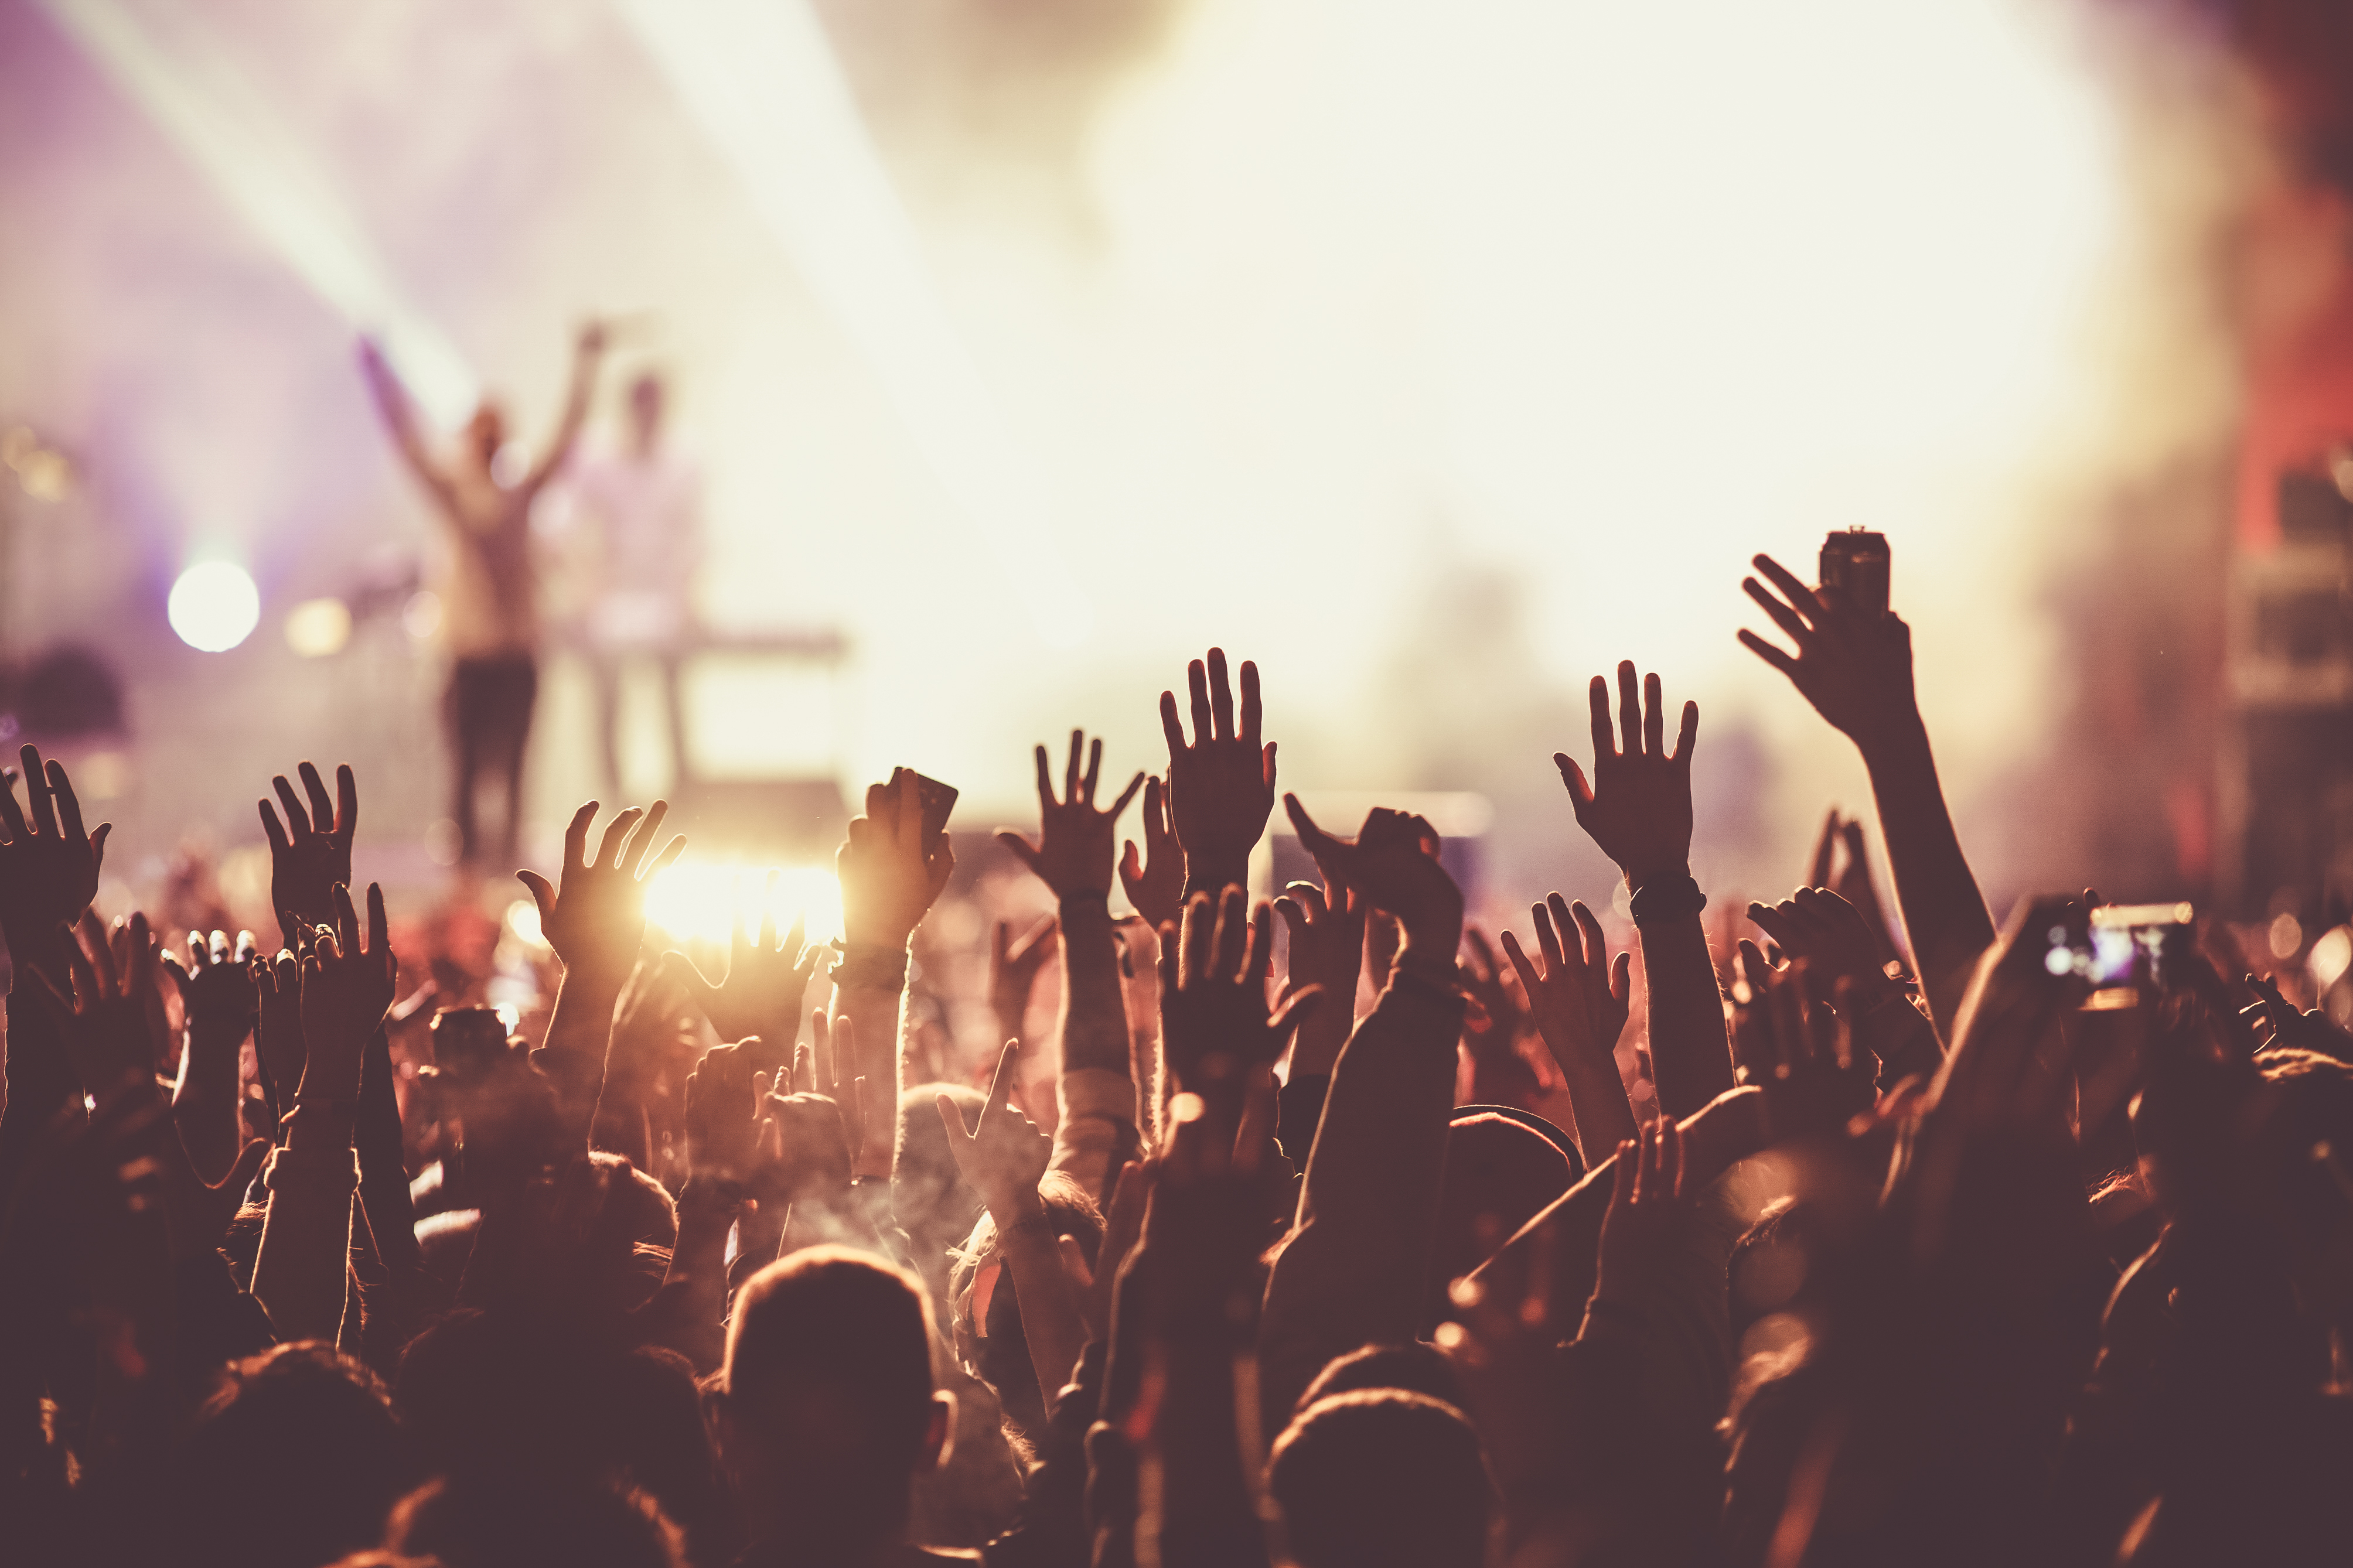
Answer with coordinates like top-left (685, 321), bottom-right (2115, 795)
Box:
top-left (2311, 926), bottom-right (2353, 993)
top-left (639, 859), bottom-right (844, 951)
top-left (612, 0), bottom-right (1092, 648)
top-left (36, 0), bottom-right (477, 426)
top-left (167, 561), bottom-right (260, 651)
top-left (284, 597), bottom-right (352, 658)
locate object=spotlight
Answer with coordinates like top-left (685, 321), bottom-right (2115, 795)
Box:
top-left (167, 561), bottom-right (260, 652)
top-left (284, 597), bottom-right (352, 657)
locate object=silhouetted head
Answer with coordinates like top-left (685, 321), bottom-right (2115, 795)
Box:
top-left (628, 373), bottom-right (664, 453)
top-left (717, 1246), bottom-right (953, 1556)
top-left (1298, 1341), bottom-right (1473, 1416)
top-left (1268, 1389), bottom-right (1492, 1568)
top-left (173, 1341), bottom-right (412, 1568)
top-left (1424, 1111), bottom-right (1577, 1331)
top-left (371, 1473), bottom-right (684, 1568)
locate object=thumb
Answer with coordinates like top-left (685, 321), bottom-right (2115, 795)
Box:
top-left (207, 1137), bottom-right (271, 1232)
top-left (90, 821), bottom-right (113, 870)
top-left (995, 831), bottom-right (1042, 876)
top-left (658, 947), bottom-right (717, 1002)
top-left (516, 869), bottom-right (557, 925)
top-left (935, 1093), bottom-right (971, 1155)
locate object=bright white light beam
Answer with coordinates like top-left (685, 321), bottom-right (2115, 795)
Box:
top-left (36, 0), bottom-right (479, 428)
top-left (612, 0), bottom-right (1094, 648)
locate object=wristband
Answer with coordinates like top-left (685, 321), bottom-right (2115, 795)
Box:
top-left (1628, 874), bottom-right (1705, 927)
top-left (1393, 948), bottom-right (1465, 993)
top-left (1000, 1206), bottom-right (1057, 1243)
top-left (833, 944), bottom-right (910, 991)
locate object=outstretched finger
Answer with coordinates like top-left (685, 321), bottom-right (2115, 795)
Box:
top-left (1642, 672), bottom-right (1665, 756)
top-left (50, 764), bottom-right (86, 846)
top-left (1570, 899), bottom-right (1608, 973)
top-left (1212, 887), bottom-right (1250, 983)
top-left (272, 776), bottom-right (313, 838)
top-left (0, 770), bottom-right (28, 843)
top-left (334, 764), bottom-right (359, 845)
top-left (623, 801), bottom-right (671, 876)
top-left (1616, 662), bottom-right (1642, 756)
top-left (1106, 770), bottom-right (1146, 821)
top-left (365, 883), bottom-right (390, 968)
top-left (1742, 576), bottom-right (1814, 644)
top-left (1751, 553), bottom-right (1827, 623)
top-left (1499, 928), bottom-right (1543, 998)
top-left (1587, 677), bottom-right (1612, 762)
top-left (983, 1040), bottom-right (1021, 1120)
top-left (592, 807), bottom-right (643, 872)
top-left (1673, 701), bottom-right (1699, 765)
top-left (1735, 937), bottom-right (1776, 1000)
top-left (1033, 744), bottom-right (1055, 811)
top-left (1737, 628), bottom-right (1801, 679)
top-left (561, 802), bottom-right (599, 872)
top-left (1186, 660), bottom-right (1212, 747)
top-left (1206, 647), bottom-right (1236, 742)
top-left (299, 762), bottom-right (335, 833)
top-left (1158, 692), bottom-right (1187, 760)
top-left (1083, 736), bottom-right (1104, 803)
top-left (1240, 660), bottom-right (1263, 746)
top-left (332, 883), bottom-right (361, 959)
top-left (1532, 900), bottom-right (1566, 973)
top-left (1063, 731), bottom-right (1084, 805)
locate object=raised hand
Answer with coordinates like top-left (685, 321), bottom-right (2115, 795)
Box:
top-left (163, 927), bottom-right (261, 1038)
top-left (258, 761), bottom-right (357, 942)
top-left (661, 875), bottom-right (821, 1077)
top-left (1735, 947), bottom-right (1876, 1145)
top-left (1501, 896), bottom-right (1638, 1159)
top-left (1158, 648), bottom-right (1276, 896)
top-left (1556, 661), bottom-right (1698, 894)
top-left (1158, 887), bottom-right (1319, 1110)
top-left (987, 914), bottom-right (1057, 1050)
top-left (1273, 870), bottom-right (1366, 1077)
top-left (999, 729), bottom-right (1147, 901)
top-left (1745, 887), bottom-right (1902, 1004)
top-left (1740, 553), bottom-right (1920, 747)
top-left (797, 1009), bottom-right (867, 1160)
top-left (684, 1040), bottom-right (758, 1187)
top-left (516, 801), bottom-right (686, 980)
top-left (0, 746), bottom-right (108, 947)
top-left (1118, 775), bottom-right (1184, 929)
top-left (1283, 797), bottom-right (1464, 961)
top-left (162, 927), bottom-right (261, 1183)
top-left (251, 949), bottom-right (306, 1126)
top-left (936, 1042), bottom-right (1053, 1223)
top-left (26, 910), bottom-right (164, 1101)
top-left (295, 884), bottom-right (395, 1123)
top-left (837, 769), bottom-right (954, 954)
top-left (1593, 1115), bottom-right (1686, 1306)
top-left (752, 1089), bottom-right (855, 1207)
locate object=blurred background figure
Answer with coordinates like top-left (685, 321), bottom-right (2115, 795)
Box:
top-left (359, 324), bottom-right (607, 866)
top-left (558, 367), bottom-right (704, 798)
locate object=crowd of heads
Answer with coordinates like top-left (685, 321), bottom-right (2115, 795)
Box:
top-left (5, 552), bottom-right (2352, 1567)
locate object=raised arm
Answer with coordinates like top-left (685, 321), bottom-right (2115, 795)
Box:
top-left (0, 749), bottom-right (111, 1206)
top-left (250, 884), bottom-right (394, 1346)
top-left (1258, 800), bottom-right (1463, 1425)
top-left (1741, 552), bottom-right (1994, 1031)
top-left (833, 769), bottom-right (953, 1182)
top-left (1158, 648), bottom-right (1276, 900)
top-left (519, 322), bottom-right (607, 498)
top-left (1556, 662), bottom-right (1735, 1118)
top-left (997, 729), bottom-right (1148, 1201)
top-left (356, 338), bottom-right (456, 508)
top-left (514, 801), bottom-right (686, 1150)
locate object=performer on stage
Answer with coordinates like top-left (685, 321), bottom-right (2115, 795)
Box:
top-left (561, 368), bottom-right (703, 796)
top-left (359, 323), bottom-right (606, 865)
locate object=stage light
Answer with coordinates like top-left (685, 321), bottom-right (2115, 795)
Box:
top-left (643, 859), bottom-right (844, 949)
top-left (284, 597), bottom-right (352, 658)
top-left (167, 561), bottom-right (260, 652)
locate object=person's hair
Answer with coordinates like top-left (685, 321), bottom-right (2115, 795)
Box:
top-left (1298, 1341), bottom-right (1473, 1416)
top-left (722, 1246), bottom-right (942, 1546)
top-left (1423, 1112), bottom-right (1576, 1332)
top-left (374, 1473), bottom-right (684, 1568)
top-left (896, 1081), bottom-right (987, 1268)
top-left (172, 1341), bottom-right (411, 1568)
top-left (1268, 1389), bottom-right (1492, 1568)
top-left (945, 1169), bottom-right (1102, 1436)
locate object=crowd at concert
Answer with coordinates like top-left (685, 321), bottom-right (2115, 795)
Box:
top-left (4, 538), bottom-right (2350, 1566)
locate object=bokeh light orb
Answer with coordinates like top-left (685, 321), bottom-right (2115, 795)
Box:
top-left (167, 561), bottom-right (261, 652)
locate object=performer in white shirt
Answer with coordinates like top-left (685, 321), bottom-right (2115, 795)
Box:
top-left (563, 371), bottom-right (703, 795)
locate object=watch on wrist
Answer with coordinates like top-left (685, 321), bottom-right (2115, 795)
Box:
top-left (1628, 873), bottom-right (1706, 927)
